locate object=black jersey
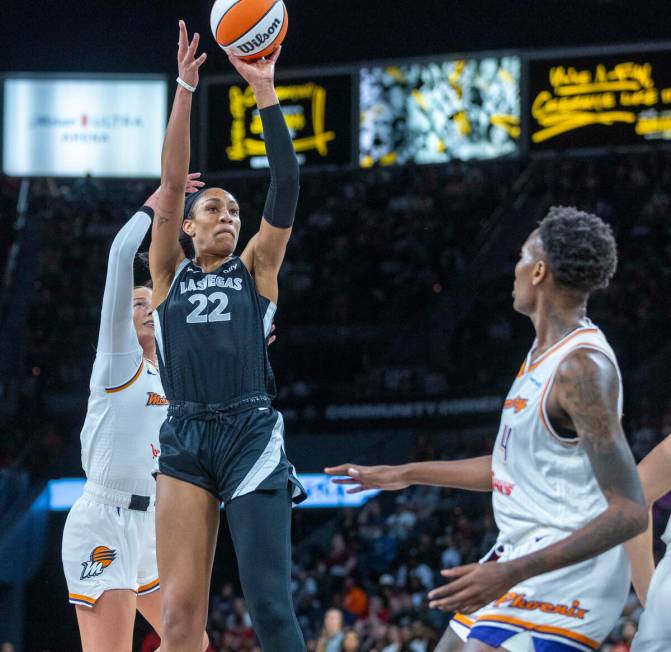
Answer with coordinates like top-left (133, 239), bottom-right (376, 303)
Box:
top-left (154, 256), bottom-right (276, 405)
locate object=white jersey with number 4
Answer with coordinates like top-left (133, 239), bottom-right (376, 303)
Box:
top-left (451, 321), bottom-right (630, 651)
top-left (492, 320), bottom-right (623, 546)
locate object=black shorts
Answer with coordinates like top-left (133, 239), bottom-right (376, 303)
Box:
top-left (158, 397), bottom-right (307, 505)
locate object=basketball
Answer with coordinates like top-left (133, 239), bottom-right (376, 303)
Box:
top-left (210, 0), bottom-right (288, 60)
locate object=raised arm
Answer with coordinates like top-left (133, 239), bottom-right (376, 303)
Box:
top-left (149, 20), bottom-right (207, 306)
top-left (231, 48), bottom-right (299, 304)
top-left (92, 178), bottom-right (204, 389)
top-left (428, 349), bottom-right (647, 613)
top-left (625, 434), bottom-right (671, 604)
top-left (90, 208), bottom-right (151, 389)
top-left (324, 457), bottom-right (493, 494)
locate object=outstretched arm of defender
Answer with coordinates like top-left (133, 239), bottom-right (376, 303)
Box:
top-left (325, 457), bottom-right (493, 493)
top-left (625, 434), bottom-right (671, 604)
top-left (232, 48), bottom-right (299, 304)
top-left (429, 349), bottom-right (647, 613)
top-left (149, 20), bottom-right (207, 305)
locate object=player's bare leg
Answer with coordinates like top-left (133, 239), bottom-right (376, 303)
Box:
top-left (137, 589), bottom-right (209, 652)
top-left (156, 475), bottom-right (220, 652)
top-left (75, 589), bottom-right (136, 652)
top-left (465, 637), bottom-right (532, 652)
top-left (464, 642), bottom-right (508, 652)
top-left (434, 627), bottom-right (465, 652)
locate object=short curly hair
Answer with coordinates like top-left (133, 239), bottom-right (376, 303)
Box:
top-left (538, 206), bottom-right (618, 293)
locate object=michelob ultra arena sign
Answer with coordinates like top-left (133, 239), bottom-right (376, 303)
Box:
top-left (529, 49), bottom-right (671, 150)
top-left (3, 76), bottom-right (167, 177)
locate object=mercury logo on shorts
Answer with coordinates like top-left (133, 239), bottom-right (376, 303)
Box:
top-left (80, 546), bottom-right (117, 580)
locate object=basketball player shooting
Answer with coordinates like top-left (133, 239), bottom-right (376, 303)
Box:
top-left (149, 21), bottom-right (306, 652)
top-left (327, 207), bottom-right (648, 652)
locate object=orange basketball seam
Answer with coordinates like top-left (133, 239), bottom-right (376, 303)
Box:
top-left (221, 0), bottom-right (282, 48)
top-left (214, 0), bottom-right (244, 41)
top-left (217, 0), bottom-right (277, 47)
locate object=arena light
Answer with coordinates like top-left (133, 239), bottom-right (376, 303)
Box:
top-left (47, 476), bottom-right (379, 511)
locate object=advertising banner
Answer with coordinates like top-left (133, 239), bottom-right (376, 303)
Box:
top-left (3, 77), bottom-right (167, 177)
top-left (529, 51), bottom-right (671, 149)
top-left (360, 56), bottom-right (521, 166)
top-left (204, 73), bottom-right (353, 171)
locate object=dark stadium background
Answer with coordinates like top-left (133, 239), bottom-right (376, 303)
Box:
top-left (1, 1), bottom-right (671, 651)
top-left (0, 0), bottom-right (669, 73)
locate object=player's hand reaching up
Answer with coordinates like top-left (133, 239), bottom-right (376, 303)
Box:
top-left (144, 173), bottom-right (205, 212)
top-left (177, 20), bottom-right (207, 89)
top-left (227, 47), bottom-right (281, 90)
top-left (324, 464), bottom-right (409, 493)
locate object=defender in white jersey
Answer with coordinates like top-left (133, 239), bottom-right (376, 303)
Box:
top-left (61, 176), bottom-right (208, 652)
top-left (327, 207), bottom-right (648, 652)
top-left (625, 434), bottom-right (671, 652)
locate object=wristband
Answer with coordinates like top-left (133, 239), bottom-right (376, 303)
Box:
top-left (140, 205), bottom-right (155, 220)
top-left (176, 77), bottom-right (197, 93)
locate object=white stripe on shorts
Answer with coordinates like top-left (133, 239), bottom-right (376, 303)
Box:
top-left (263, 301), bottom-right (277, 338)
top-left (153, 311), bottom-right (166, 365)
top-left (231, 412), bottom-right (284, 500)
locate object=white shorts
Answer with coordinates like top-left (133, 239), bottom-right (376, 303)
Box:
top-left (631, 546), bottom-right (671, 652)
top-left (61, 484), bottom-right (159, 607)
top-left (450, 532), bottom-right (630, 652)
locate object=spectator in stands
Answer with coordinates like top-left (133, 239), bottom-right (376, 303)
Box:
top-left (341, 629), bottom-right (362, 652)
top-left (316, 608), bottom-right (345, 652)
top-left (343, 576), bottom-right (368, 621)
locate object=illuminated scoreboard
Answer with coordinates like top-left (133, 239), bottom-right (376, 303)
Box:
top-left (203, 73), bottom-right (354, 172)
top-left (529, 50), bottom-right (671, 150)
top-left (359, 56), bottom-right (521, 167)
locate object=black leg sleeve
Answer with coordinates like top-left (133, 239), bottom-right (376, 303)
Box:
top-left (226, 488), bottom-right (306, 652)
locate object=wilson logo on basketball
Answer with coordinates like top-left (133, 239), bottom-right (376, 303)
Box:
top-left (80, 546), bottom-right (116, 580)
top-left (503, 396), bottom-right (528, 413)
top-left (238, 18), bottom-right (281, 54)
top-left (146, 392), bottom-right (169, 406)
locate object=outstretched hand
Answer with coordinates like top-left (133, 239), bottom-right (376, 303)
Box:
top-left (144, 173), bottom-right (205, 212)
top-left (226, 46), bottom-right (281, 89)
top-left (177, 20), bottom-right (207, 88)
top-left (324, 464), bottom-right (409, 494)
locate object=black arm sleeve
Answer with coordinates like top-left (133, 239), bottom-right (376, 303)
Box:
top-left (261, 104), bottom-right (300, 229)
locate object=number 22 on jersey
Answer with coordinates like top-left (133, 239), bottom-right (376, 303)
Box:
top-left (186, 292), bottom-right (231, 323)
